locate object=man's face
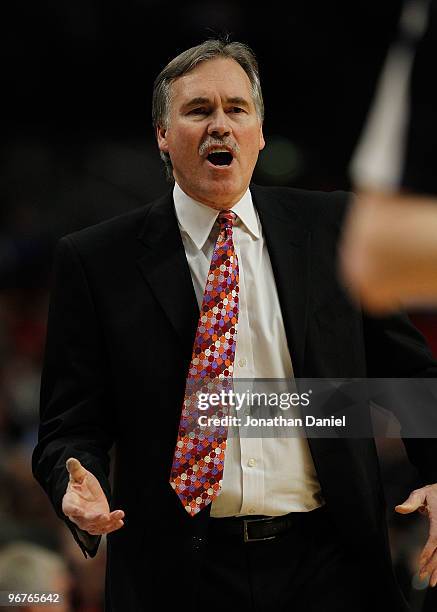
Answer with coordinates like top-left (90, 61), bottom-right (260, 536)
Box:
top-left (157, 57), bottom-right (265, 209)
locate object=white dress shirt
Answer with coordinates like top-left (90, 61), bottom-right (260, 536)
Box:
top-left (173, 182), bottom-right (323, 517)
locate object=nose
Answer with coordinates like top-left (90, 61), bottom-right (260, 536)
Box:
top-left (207, 107), bottom-right (232, 138)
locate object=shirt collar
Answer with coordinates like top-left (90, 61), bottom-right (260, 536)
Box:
top-left (173, 182), bottom-right (260, 250)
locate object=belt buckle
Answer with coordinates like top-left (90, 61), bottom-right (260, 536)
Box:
top-left (243, 516), bottom-right (276, 543)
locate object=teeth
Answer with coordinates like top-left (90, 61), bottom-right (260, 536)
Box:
top-left (208, 149), bottom-right (230, 154)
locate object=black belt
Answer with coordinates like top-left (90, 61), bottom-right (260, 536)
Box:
top-left (208, 506), bottom-right (326, 543)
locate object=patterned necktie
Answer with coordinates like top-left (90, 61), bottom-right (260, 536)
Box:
top-left (170, 210), bottom-right (239, 516)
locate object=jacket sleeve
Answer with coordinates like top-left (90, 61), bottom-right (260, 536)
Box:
top-left (363, 310), bottom-right (437, 486)
top-left (32, 236), bottom-right (115, 558)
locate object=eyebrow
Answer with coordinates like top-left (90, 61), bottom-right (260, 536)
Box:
top-left (182, 96), bottom-right (251, 110)
top-left (227, 96), bottom-right (251, 108)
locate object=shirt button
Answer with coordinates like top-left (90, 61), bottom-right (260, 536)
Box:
top-left (247, 458), bottom-right (257, 467)
top-left (238, 358), bottom-right (247, 368)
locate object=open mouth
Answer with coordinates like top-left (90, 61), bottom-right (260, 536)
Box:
top-left (207, 151), bottom-right (234, 166)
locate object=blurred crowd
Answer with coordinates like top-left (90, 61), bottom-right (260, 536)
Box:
top-left (0, 289), bottom-right (106, 611)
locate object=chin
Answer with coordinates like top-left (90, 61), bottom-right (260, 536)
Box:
top-left (206, 178), bottom-right (242, 202)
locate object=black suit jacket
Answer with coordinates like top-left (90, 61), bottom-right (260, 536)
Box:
top-left (32, 184), bottom-right (437, 611)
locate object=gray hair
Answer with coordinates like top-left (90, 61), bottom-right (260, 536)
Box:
top-left (152, 39), bottom-right (264, 180)
top-left (0, 542), bottom-right (68, 611)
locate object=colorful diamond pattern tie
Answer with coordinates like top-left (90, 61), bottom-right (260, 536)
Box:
top-left (170, 210), bottom-right (239, 516)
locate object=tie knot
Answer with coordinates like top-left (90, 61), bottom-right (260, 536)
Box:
top-left (217, 210), bottom-right (236, 230)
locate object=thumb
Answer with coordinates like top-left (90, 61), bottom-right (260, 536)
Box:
top-left (395, 489), bottom-right (427, 514)
top-left (66, 457), bottom-right (87, 484)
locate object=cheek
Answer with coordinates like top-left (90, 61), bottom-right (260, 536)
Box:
top-left (169, 136), bottom-right (196, 165)
top-left (240, 131), bottom-right (263, 155)
top-left (172, 137), bottom-right (198, 162)
top-left (239, 142), bottom-right (261, 167)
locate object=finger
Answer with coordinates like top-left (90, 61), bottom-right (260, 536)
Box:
top-left (70, 515), bottom-right (109, 532)
top-left (66, 457), bottom-right (87, 484)
top-left (84, 510), bottom-right (124, 525)
top-left (81, 510), bottom-right (125, 531)
top-left (68, 510), bottom-right (107, 531)
top-left (420, 535), bottom-right (437, 568)
top-left (420, 541), bottom-right (437, 576)
top-left (430, 568), bottom-right (437, 588)
top-left (421, 556), bottom-right (437, 583)
top-left (87, 520), bottom-right (124, 536)
top-left (395, 489), bottom-right (427, 514)
top-left (66, 506), bottom-right (126, 532)
top-left (109, 510), bottom-right (125, 520)
top-left (105, 519), bottom-right (125, 534)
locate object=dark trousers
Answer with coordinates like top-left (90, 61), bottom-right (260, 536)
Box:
top-left (195, 506), bottom-right (376, 612)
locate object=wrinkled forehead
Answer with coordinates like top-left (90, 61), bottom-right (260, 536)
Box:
top-left (169, 57), bottom-right (255, 109)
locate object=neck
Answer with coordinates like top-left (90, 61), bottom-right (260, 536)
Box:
top-left (174, 181), bottom-right (247, 210)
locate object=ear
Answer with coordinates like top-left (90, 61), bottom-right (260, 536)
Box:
top-left (259, 124), bottom-right (265, 151)
top-left (156, 124), bottom-right (169, 153)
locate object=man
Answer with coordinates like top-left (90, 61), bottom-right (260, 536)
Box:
top-left (32, 39), bottom-right (437, 611)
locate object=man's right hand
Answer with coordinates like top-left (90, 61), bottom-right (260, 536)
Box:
top-left (62, 457), bottom-right (125, 536)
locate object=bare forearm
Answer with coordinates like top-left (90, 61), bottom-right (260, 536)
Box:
top-left (340, 191), bottom-right (437, 312)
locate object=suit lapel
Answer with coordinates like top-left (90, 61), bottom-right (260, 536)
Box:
top-left (251, 185), bottom-right (311, 376)
top-left (251, 186), bottom-right (339, 465)
top-left (136, 191), bottom-right (199, 356)
top-left (135, 185), bottom-right (311, 375)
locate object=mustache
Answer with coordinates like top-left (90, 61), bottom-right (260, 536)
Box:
top-left (198, 137), bottom-right (240, 157)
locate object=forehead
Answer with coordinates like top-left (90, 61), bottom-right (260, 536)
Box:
top-left (170, 57), bottom-right (254, 105)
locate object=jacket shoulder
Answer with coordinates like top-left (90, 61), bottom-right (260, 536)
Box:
top-left (58, 192), bottom-right (170, 255)
top-left (251, 184), bottom-right (352, 228)
top-left (64, 203), bottom-right (150, 246)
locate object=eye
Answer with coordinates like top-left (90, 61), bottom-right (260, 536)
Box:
top-left (189, 107), bottom-right (208, 115)
top-left (229, 107), bottom-right (246, 114)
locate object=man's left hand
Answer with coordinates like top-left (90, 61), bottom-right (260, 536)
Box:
top-left (395, 484), bottom-right (437, 586)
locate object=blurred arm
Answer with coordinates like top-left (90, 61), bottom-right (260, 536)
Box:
top-left (340, 191), bottom-right (437, 313)
top-left (32, 237), bottom-right (116, 558)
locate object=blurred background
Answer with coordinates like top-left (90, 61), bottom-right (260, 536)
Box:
top-left (1, 0), bottom-right (437, 609)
